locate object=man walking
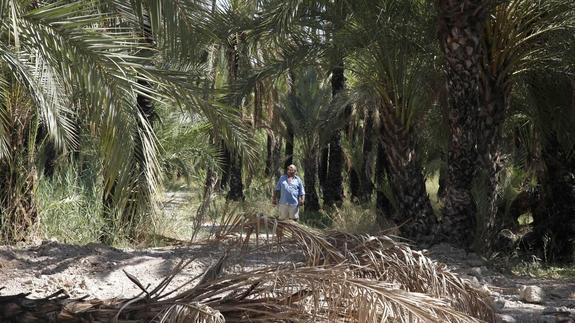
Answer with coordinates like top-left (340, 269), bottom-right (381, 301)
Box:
top-left (272, 164), bottom-right (305, 220)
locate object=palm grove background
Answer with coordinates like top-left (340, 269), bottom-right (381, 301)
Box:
top-left (1, 0), bottom-right (575, 264)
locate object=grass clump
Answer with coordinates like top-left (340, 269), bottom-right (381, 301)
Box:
top-left (36, 171), bottom-right (105, 245)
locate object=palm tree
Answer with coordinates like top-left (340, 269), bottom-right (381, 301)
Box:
top-left (281, 67), bottom-right (339, 212)
top-left (0, 0), bottom-right (163, 241)
top-left (510, 72), bottom-right (575, 263)
top-left (255, 0), bottom-right (351, 207)
top-left (475, 0), bottom-right (575, 246)
top-left (342, 0), bottom-right (438, 239)
top-left (435, 0), bottom-right (488, 247)
top-left (0, 0), bottom-right (254, 243)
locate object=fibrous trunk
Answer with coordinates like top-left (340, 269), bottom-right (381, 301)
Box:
top-left (323, 62), bottom-right (345, 207)
top-left (375, 143), bottom-right (394, 228)
top-left (476, 76), bottom-right (507, 247)
top-left (379, 104), bottom-right (435, 240)
top-left (437, 0), bottom-right (487, 248)
top-left (303, 150), bottom-right (320, 212)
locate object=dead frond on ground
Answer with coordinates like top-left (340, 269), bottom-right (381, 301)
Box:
top-left (233, 215), bottom-right (495, 322)
top-left (0, 214), bottom-right (494, 322)
top-left (0, 264), bottom-right (486, 323)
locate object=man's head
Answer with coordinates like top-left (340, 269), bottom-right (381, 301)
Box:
top-left (287, 164), bottom-right (297, 177)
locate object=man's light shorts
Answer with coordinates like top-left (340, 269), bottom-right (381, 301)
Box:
top-left (278, 204), bottom-right (299, 220)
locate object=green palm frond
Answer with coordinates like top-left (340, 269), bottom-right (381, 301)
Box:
top-left (344, 0), bottom-right (436, 131)
top-left (279, 67), bottom-right (345, 153)
top-left (483, 0), bottom-right (575, 83)
top-left (0, 44), bottom-right (75, 152)
top-left (0, 71), bottom-right (9, 159)
top-left (0, 0), bottom-right (164, 236)
top-left (158, 117), bottom-right (221, 183)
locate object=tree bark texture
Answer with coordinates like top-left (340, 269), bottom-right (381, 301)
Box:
top-left (324, 63), bottom-right (345, 207)
top-left (194, 167), bottom-right (218, 240)
top-left (359, 108), bottom-right (374, 202)
top-left (303, 150), bottom-right (321, 212)
top-left (379, 104), bottom-right (435, 240)
top-left (318, 147), bottom-right (328, 193)
top-left (437, 0), bottom-right (487, 248)
top-left (0, 94), bottom-right (38, 242)
top-left (265, 133), bottom-right (275, 177)
top-left (284, 128), bottom-right (294, 170)
top-left (375, 143), bottom-right (394, 228)
top-left (225, 33), bottom-right (244, 201)
top-left (476, 46), bottom-right (511, 247)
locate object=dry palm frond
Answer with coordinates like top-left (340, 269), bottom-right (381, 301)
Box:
top-left (238, 214), bottom-right (345, 265)
top-left (156, 303), bottom-right (224, 323)
top-left (231, 215), bottom-right (494, 322)
top-left (0, 258), bottom-right (486, 323)
top-left (324, 231), bottom-right (495, 322)
top-left (162, 265), bottom-right (484, 323)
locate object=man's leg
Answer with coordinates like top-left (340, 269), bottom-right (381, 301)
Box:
top-left (278, 204), bottom-right (290, 220)
top-left (277, 204), bottom-right (289, 242)
top-left (288, 205), bottom-right (299, 221)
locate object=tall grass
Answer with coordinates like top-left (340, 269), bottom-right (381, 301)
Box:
top-left (36, 170), bottom-right (105, 244)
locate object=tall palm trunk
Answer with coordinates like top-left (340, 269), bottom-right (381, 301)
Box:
top-left (476, 70), bottom-right (508, 245)
top-left (437, 0), bottom-right (487, 248)
top-left (265, 133), bottom-right (275, 176)
top-left (349, 116), bottom-right (374, 204)
top-left (284, 128), bottom-right (294, 169)
top-left (318, 147), bottom-right (328, 193)
top-left (379, 104), bottom-right (435, 240)
top-left (359, 108), bottom-right (374, 202)
top-left (323, 62), bottom-right (345, 207)
top-left (348, 167), bottom-right (361, 203)
top-left (303, 149), bottom-right (320, 212)
top-left (226, 33), bottom-right (244, 201)
top-left (375, 143), bottom-right (394, 228)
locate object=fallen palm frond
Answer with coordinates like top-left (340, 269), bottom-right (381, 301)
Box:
top-left (237, 214), bottom-right (345, 265)
top-left (234, 215), bottom-right (495, 322)
top-left (325, 231), bottom-right (495, 322)
top-left (0, 264), bottom-right (485, 323)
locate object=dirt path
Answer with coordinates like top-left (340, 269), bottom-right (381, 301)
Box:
top-left (0, 239), bottom-right (301, 300)
top-left (0, 240), bottom-right (573, 322)
top-left (427, 243), bottom-right (575, 323)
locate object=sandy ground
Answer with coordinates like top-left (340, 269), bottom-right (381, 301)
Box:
top-left (0, 238), bottom-right (301, 300)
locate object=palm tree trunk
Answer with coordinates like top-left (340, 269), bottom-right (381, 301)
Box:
top-left (227, 154), bottom-right (244, 201)
top-left (476, 60), bottom-right (510, 247)
top-left (324, 63), bottom-right (345, 207)
top-left (195, 162), bottom-right (219, 241)
top-left (0, 94), bottom-right (38, 242)
top-left (318, 147), bottom-right (328, 193)
top-left (348, 167), bottom-right (361, 203)
top-left (303, 150), bottom-right (320, 212)
top-left (265, 133), bottom-right (274, 176)
top-left (379, 105), bottom-right (435, 240)
top-left (225, 33), bottom-right (244, 201)
top-left (375, 143), bottom-right (394, 228)
top-left (437, 0), bottom-right (487, 248)
top-left (284, 128), bottom-right (294, 169)
top-left (359, 108), bottom-right (374, 202)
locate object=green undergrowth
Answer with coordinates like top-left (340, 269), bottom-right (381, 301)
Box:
top-left (512, 262), bottom-right (575, 279)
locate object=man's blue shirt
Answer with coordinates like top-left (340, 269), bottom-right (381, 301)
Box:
top-left (275, 175), bottom-right (305, 206)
